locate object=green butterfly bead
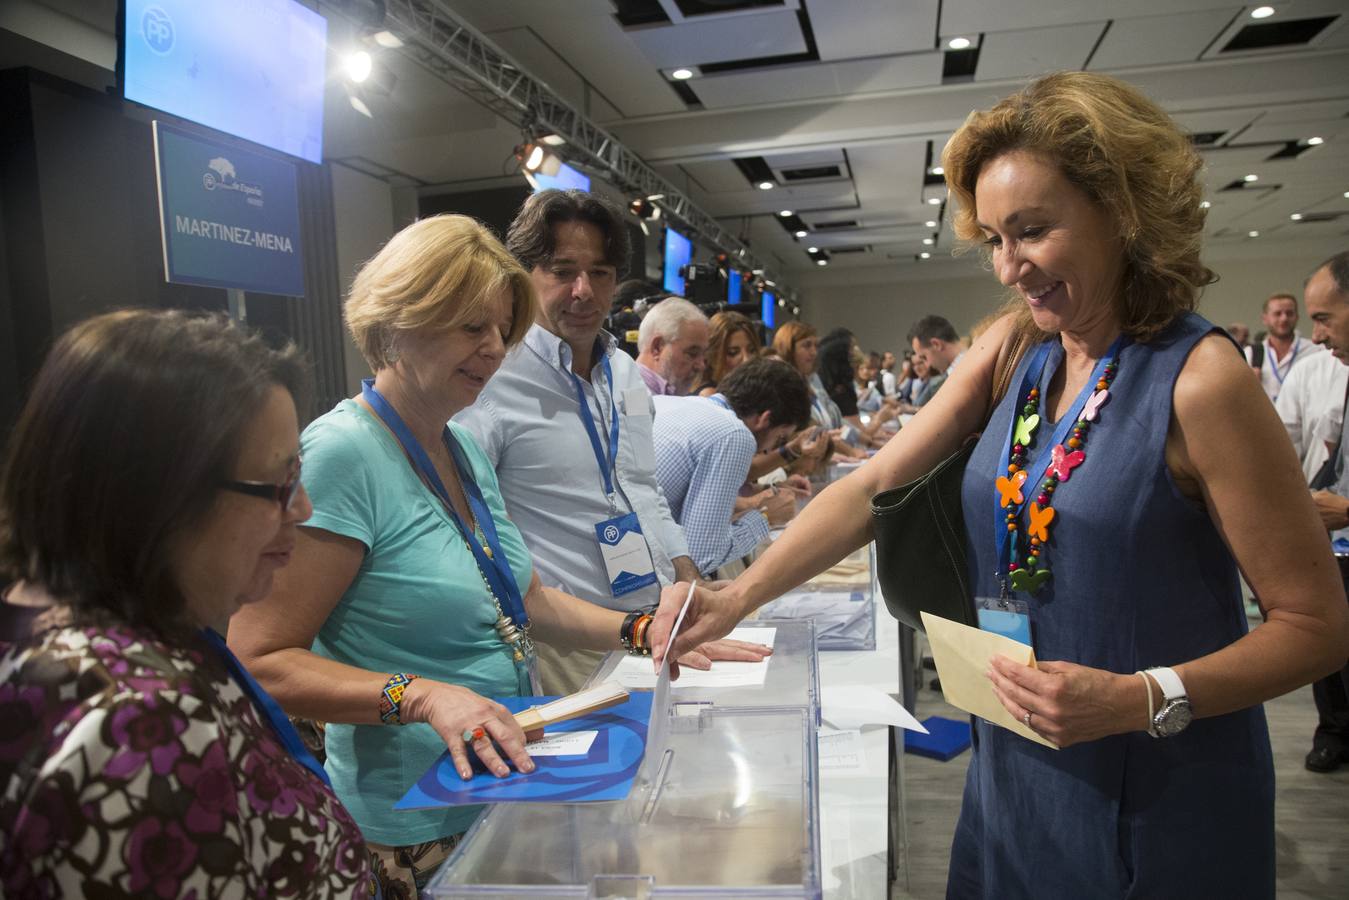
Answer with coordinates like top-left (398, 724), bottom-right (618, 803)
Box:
top-left (1014, 414), bottom-right (1041, 446)
top-left (1010, 567), bottom-right (1051, 593)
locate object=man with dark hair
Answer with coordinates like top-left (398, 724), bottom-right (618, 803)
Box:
top-left (456, 189), bottom-right (706, 693)
top-left (1303, 249), bottom-right (1349, 772)
top-left (908, 314), bottom-right (965, 377)
top-left (651, 358), bottom-right (811, 577)
top-left (1249, 292), bottom-right (1323, 403)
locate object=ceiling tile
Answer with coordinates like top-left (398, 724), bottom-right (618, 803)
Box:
top-left (811, 0), bottom-right (939, 60)
top-left (976, 22), bottom-right (1109, 82)
top-left (941, 1), bottom-right (1235, 37)
top-left (625, 10), bottom-right (806, 69)
top-left (1087, 10), bottom-right (1236, 70)
top-left (692, 51), bottom-right (943, 110)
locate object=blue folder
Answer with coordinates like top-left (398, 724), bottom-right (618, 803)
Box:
top-left (396, 692), bottom-right (653, 809)
top-left (902, 715), bottom-right (972, 761)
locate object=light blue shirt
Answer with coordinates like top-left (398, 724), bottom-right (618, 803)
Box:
top-left (455, 324), bottom-right (689, 612)
top-left (301, 400), bottom-right (535, 845)
top-left (651, 394), bottom-right (770, 576)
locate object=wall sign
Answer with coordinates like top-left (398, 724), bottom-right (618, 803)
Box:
top-left (153, 120), bottom-right (305, 297)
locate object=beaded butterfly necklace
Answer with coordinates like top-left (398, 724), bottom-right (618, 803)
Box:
top-left (993, 336), bottom-right (1126, 594)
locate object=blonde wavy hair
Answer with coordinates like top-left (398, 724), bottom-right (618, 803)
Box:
top-left (942, 71), bottom-right (1214, 343)
top-left (345, 214), bottom-right (536, 370)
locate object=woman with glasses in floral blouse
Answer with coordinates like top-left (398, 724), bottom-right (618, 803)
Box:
top-left (0, 310), bottom-right (372, 898)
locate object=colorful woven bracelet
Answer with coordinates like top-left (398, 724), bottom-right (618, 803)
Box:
top-left (378, 672), bottom-right (420, 725)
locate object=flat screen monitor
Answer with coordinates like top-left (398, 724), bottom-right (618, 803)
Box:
top-left (530, 162), bottom-right (591, 193)
top-left (663, 227), bottom-right (692, 295)
top-left (727, 270), bottom-right (742, 304)
top-left (121, 0), bottom-right (327, 163)
top-left (762, 291), bottom-right (776, 329)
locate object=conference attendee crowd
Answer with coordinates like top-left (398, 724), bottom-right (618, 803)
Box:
top-left (2, 71), bottom-right (1346, 899)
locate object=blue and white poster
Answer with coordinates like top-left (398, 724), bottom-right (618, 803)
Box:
top-left (153, 121), bottom-right (305, 297)
top-left (396, 692), bottom-right (653, 808)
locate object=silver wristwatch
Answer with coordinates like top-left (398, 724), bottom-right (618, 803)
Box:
top-left (1144, 666), bottom-right (1192, 738)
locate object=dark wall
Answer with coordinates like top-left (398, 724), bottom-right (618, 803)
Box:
top-left (0, 68), bottom-right (347, 434)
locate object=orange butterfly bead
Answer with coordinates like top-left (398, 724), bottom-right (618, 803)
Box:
top-left (1027, 502), bottom-right (1055, 542)
top-left (995, 470), bottom-right (1027, 508)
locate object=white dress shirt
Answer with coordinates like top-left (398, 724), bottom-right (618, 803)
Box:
top-left (1275, 348), bottom-right (1347, 483)
top-left (1250, 333), bottom-right (1324, 403)
top-left (455, 324), bottom-right (689, 613)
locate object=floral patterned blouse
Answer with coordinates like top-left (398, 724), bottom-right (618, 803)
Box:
top-left (0, 619), bottom-right (373, 898)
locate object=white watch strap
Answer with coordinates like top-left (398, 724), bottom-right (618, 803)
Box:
top-left (1145, 666), bottom-right (1186, 701)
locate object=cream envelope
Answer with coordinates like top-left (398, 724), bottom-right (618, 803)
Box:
top-left (920, 611), bottom-right (1059, 750)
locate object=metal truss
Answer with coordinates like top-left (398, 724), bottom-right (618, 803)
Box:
top-left (371, 0), bottom-right (788, 293)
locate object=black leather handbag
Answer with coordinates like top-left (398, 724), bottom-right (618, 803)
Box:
top-left (869, 333), bottom-right (1028, 633)
top-left (870, 437), bottom-right (980, 632)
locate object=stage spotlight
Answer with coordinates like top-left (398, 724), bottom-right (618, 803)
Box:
top-left (344, 50), bottom-right (373, 83)
top-left (371, 30), bottom-right (403, 48)
top-left (516, 142), bottom-right (562, 177)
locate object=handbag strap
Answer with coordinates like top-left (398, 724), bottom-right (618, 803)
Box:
top-left (986, 328), bottom-right (1031, 426)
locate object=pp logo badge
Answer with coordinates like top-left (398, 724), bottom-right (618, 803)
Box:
top-left (603, 524), bottom-right (620, 544)
top-left (141, 6), bottom-right (174, 55)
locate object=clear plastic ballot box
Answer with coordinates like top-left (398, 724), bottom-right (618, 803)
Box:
top-left (426, 621), bottom-right (823, 899)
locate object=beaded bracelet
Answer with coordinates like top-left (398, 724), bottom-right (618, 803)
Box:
top-left (621, 605), bottom-right (658, 656)
top-left (379, 672), bottom-right (420, 725)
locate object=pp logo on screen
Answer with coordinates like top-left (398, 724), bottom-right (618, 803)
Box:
top-left (141, 6), bottom-right (174, 55)
top-left (603, 525), bottom-right (620, 544)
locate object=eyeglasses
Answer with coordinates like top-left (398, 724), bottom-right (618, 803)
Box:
top-left (221, 457), bottom-right (303, 511)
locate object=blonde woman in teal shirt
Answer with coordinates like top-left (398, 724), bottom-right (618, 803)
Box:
top-left (229, 214), bottom-right (768, 896)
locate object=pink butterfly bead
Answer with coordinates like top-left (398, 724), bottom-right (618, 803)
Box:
top-left (1079, 389), bottom-right (1110, 423)
top-left (1049, 443), bottom-right (1085, 481)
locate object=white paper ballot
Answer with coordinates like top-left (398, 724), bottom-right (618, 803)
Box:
top-left (817, 727), bottom-right (867, 771)
top-left (527, 730), bottom-right (598, 757)
top-left (610, 626), bottom-right (776, 689)
top-left (820, 684), bottom-right (929, 733)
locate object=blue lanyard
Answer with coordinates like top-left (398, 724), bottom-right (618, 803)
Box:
top-left (566, 355), bottom-right (621, 501)
top-left (993, 336), bottom-right (1127, 590)
top-left (708, 393), bottom-right (732, 412)
top-left (1265, 337), bottom-right (1301, 387)
top-left (200, 629), bottom-right (331, 787)
top-left (360, 380), bottom-right (528, 628)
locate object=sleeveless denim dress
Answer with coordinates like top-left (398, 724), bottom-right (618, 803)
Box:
top-left (947, 313), bottom-right (1275, 899)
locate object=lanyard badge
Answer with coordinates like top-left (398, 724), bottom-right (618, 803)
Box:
top-left (568, 358), bottom-right (658, 596)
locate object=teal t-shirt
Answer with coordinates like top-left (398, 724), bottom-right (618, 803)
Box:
top-left (301, 400), bottom-right (534, 844)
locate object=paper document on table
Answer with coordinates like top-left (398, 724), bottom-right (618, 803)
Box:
top-left (609, 626), bottom-right (776, 689)
top-left (526, 730), bottom-right (598, 757)
top-left (821, 684), bottom-right (928, 733)
top-left (920, 611), bottom-right (1058, 749)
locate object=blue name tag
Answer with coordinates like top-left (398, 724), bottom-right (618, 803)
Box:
top-left (977, 606), bottom-right (1032, 648)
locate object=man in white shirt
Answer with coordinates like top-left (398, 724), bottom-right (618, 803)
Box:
top-left (909, 315), bottom-right (965, 377)
top-left (1248, 292), bottom-right (1324, 403)
top-left (1276, 348), bottom-right (1348, 482)
top-left (635, 297), bottom-right (709, 396)
top-left (1303, 250), bottom-right (1349, 773)
top-left (456, 190), bottom-right (706, 693)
